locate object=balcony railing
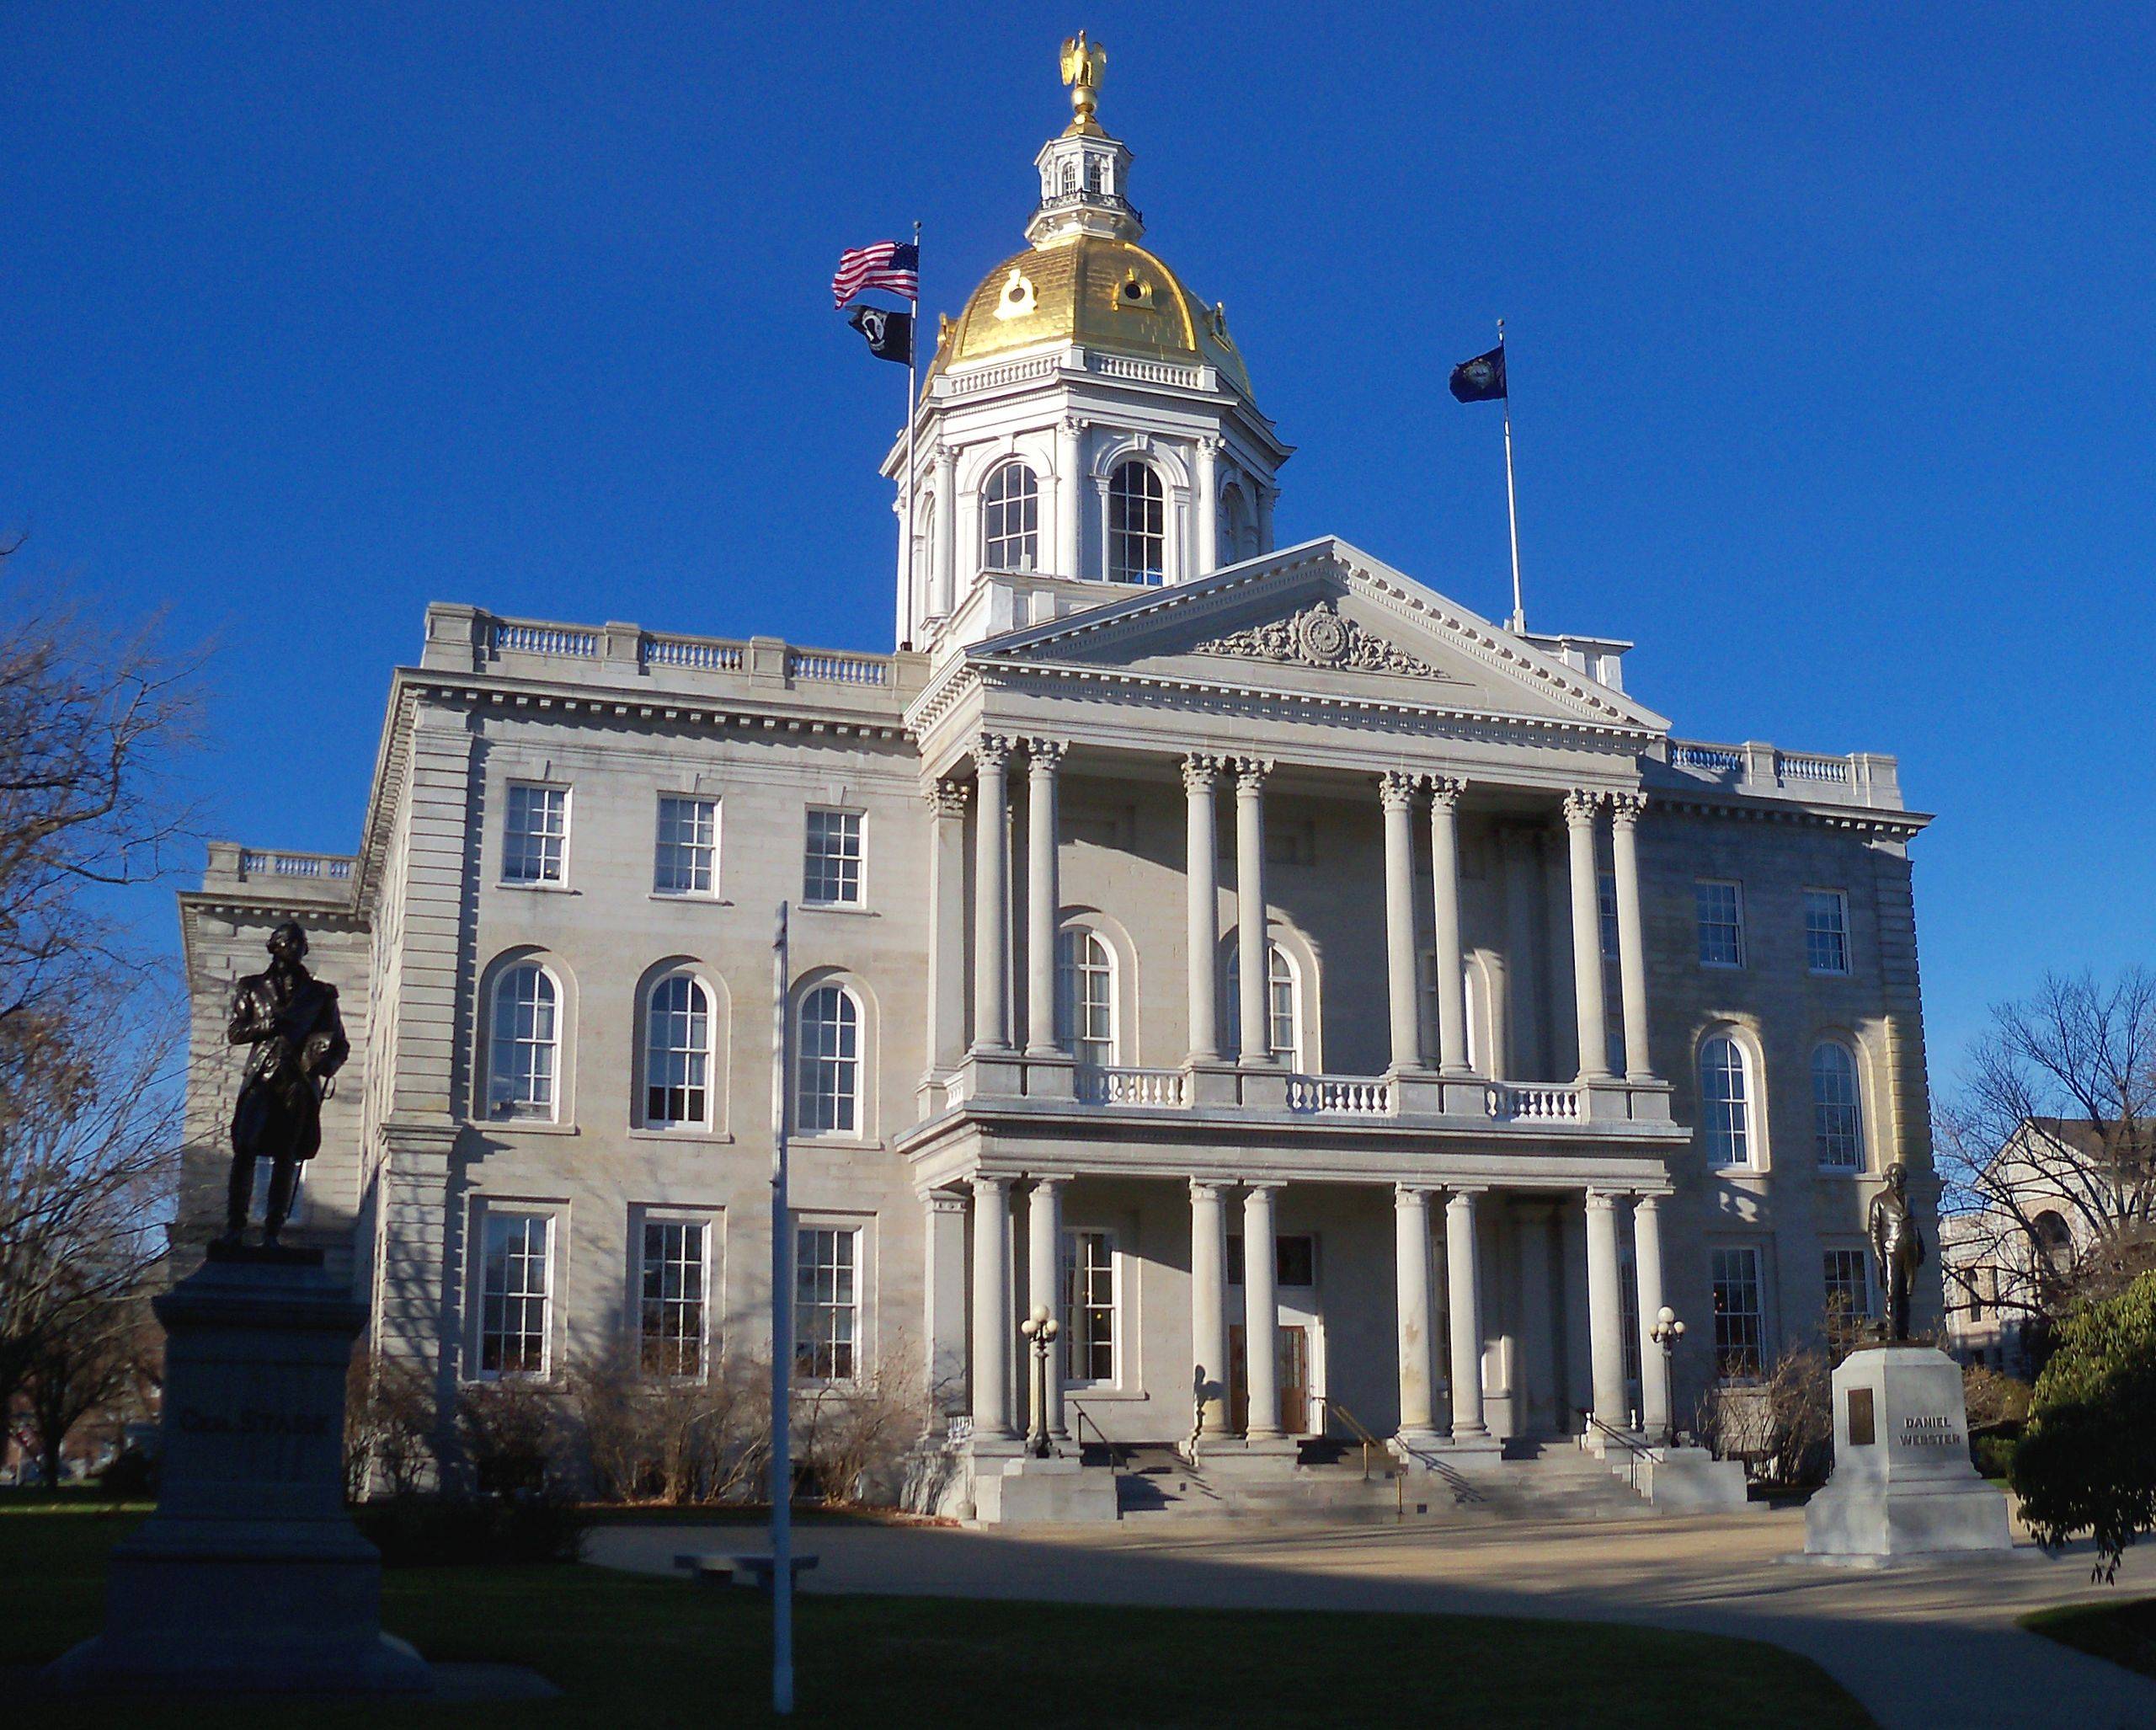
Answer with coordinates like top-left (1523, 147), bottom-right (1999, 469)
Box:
top-left (1076, 1065), bottom-right (1187, 1108)
top-left (1487, 1083), bottom-right (1583, 1123)
top-left (1285, 1074), bottom-right (1394, 1116)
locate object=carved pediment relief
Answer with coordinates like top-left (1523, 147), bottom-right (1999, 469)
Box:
top-left (1191, 601), bottom-right (1460, 681)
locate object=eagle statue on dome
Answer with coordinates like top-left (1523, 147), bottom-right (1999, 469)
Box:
top-left (1060, 32), bottom-right (1107, 128)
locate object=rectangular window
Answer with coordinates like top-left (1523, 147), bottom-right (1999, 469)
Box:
top-left (803, 809), bottom-right (864, 906)
top-left (640, 1219), bottom-right (708, 1377)
top-left (1598, 871), bottom-right (1620, 963)
top-left (480, 1213), bottom-right (552, 1377)
top-left (794, 1226), bottom-right (858, 1381)
top-left (654, 795), bottom-right (720, 895)
top-left (503, 783), bottom-right (568, 884)
top-left (1823, 1248), bottom-right (1871, 1350)
top-left (1805, 889), bottom-right (1850, 975)
top-left (1225, 1234), bottom-right (1317, 1290)
top-left (1710, 1245), bottom-right (1764, 1380)
top-left (1062, 1230), bottom-right (1117, 1384)
top-left (1694, 879), bottom-right (1744, 968)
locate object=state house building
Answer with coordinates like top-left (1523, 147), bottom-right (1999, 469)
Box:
top-left (179, 51), bottom-right (1942, 1513)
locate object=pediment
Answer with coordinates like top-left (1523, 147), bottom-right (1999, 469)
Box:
top-left (969, 538), bottom-right (1668, 734)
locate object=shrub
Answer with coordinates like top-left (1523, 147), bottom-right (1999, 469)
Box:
top-left (354, 1492), bottom-right (587, 1567)
top-left (345, 1349), bottom-right (437, 1500)
top-left (1973, 1434), bottom-right (2019, 1481)
top-left (567, 1344), bottom-right (771, 1504)
top-left (2013, 1270), bottom-right (2156, 1581)
top-left (1963, 1364), bottom-right (2034, 1431)
top-left (456, 1379), bottom-right (560, 1498)
top-left (95, 1445), bottom-right (157, 1499)
top-left (1693, 1347), bottom-right (1833, 1487)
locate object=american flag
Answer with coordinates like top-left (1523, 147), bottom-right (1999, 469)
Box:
top-left (831, 240), bottom-right (919, 309)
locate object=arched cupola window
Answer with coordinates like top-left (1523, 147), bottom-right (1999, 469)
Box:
top-left (983, 462), bottom-right (1039, 572)
top-left (1106, 461), bottom-right (1165, 585)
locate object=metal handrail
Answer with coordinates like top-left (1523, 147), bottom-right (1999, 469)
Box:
top-left (1577, 1408), bottom-right (1660, 1492)
top-left (1065, 1399), bottom-right (1128, 1483)
top-left (1321, 1397), bottom-right (1385, 1482)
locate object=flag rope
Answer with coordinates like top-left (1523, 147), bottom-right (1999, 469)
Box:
top-left (1499, 319), bottom-right (1524, 634)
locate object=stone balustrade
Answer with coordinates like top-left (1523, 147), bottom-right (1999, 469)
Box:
top-left (1662, 736), bottom-right (1904, 810)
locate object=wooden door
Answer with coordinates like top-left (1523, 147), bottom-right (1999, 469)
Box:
top-left (1229, 1324), bottom-right (1310, 1435)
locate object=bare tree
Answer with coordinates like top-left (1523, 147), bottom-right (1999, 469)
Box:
top-left (14, 1290), bottom-right (157, 1487)
top-left (1937, 969), bottom-right (2156, 1343)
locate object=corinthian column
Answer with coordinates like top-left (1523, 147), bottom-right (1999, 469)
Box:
top-left (1189, 1180), bottom-right (1230, 1444)
top-left (1633, 1193), bottom-right (1672, 1439)
top-left (1056, 417), bottom-right (1084, 580)
top-left (1235, 759), bottom-right (1273, 1065)
top-left (1584, 1188), bottom-right (1628, 1432)
top-left (1024, 740), bottom-right (1065, 1056)
top-left (925, 779), bottom-right (971, 1081)
top-left (1609, 791), bottom-right (1655, 1081)
top-left (1394, 1185), bottom-right (1439, 1445)
top-left (1183, 754), bottom-right (1221, 1063)
top-left (1428, 775), bottom-right (1470, 1075)
top-left (969, 1175), bottom-right (1015, 1440)
top-left (1195, 437), bottom-right (1220, 576)
top-left (1380, 772), bottom-right (1424, 1073)
top-left (934, 442), bottom-right (958, 616)
top-left (1563, 789), bottom-right (1614, 1082)
top-left (1445, 1188), bottom-right (1488, 1439)
top-left (1242, 1183), bottom-right (1284, 1440)
top-left (971, 736), bottom-right (1012, 1055)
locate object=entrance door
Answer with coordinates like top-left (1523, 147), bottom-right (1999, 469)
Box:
top-left (1229, 1325), bottom-right (1310, 1435)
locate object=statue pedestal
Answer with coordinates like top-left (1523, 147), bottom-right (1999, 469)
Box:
top-left (1802, 1343), bottom-right (2012, 1564)
top-left (44, 1253), bottom-right (430, 1694)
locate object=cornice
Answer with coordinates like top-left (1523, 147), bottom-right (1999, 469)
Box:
top-left (1650, 788), bottom-right (1932, 838)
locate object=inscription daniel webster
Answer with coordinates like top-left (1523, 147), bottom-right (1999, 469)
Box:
top-left (1897, 1413), bottom-right (1964, 1449)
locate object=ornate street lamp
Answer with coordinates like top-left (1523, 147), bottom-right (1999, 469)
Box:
top-left (1019, 1302), bottom-right (1061, 1459)
top-left (1649, 1306), bottom-right (1686, 1446)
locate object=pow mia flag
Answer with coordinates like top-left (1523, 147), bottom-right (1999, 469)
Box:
top-left (847, 303), bottom-right (913, 366)
top-left (1448, 344), bottom-right (1507, 403)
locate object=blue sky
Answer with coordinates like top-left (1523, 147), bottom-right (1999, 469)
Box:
top-left (8, 3), bottom-right (2153, 1077)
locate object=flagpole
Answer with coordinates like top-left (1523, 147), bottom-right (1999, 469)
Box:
top-left (902, 219), bottom-right (921, 649)
top-left (1498, 318), bottom-right (1524, 634)
top-left (769, 901), bottom-right (794, 1717)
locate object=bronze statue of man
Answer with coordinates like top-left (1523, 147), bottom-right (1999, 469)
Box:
top-left (1868, 1161), bottom-right (1927, 1341)
top-left (222, 921), bottom-right (349, 1248)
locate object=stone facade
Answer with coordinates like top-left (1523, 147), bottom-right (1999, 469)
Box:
top-left (176, 67), bottom-right (1944, 1495)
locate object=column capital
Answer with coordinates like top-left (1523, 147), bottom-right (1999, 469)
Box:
top-left (1444, 1184), bottom-right (1489, 1204)
top-left (1583, 1187), bottom-right (1624, 1213)
top-left (1392, 1182), bottom-right (1438, 1205)
top-left (1026, 1171), bottom-right (1075, 1192)
top-left (1182, 751), bottom-right (1224, 795)
top-left (926, 777), bottom-right (971, 819)
top-left (1242, 1178), bottom-right (1285, 1198)
top-left (1426, 773), bottom-right (1466, 809)
top-left (934, 441), bottom-right (958, 467)
top-left (1233, 756), bottom-right (1273, 794)
top-left (1062, 414), bottom-right (1089, 435)
top-left (920, 1187), bottom-right (969, 1215)
top-left (1195, 434), bottom-right (1225, 457)
top-left (1633, 1188), bottom-right (1675, 1208)
top-left (1609, 789), bottom-right (1647, 828)
top-left (1188, 1177), bottom-right (1232, 1204)
top-left (1562, 787), bottom-right (1608, 827)
top-left (970, 1172), bottom-right (1014, 1198)
top-left (1378, 770), bottom-right (1419, 814)
top-left (1025, 737), bottom-right (1067, 772)
top-left (974, 733), bottom-right (1014, 772)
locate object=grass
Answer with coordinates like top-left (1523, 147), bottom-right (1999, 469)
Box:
top-left (2023, 1595), bottom-right (2156, 1679)
top-left (6, 1505), bottom-right (1875, 1728)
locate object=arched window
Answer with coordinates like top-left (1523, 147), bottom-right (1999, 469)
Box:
top-left (797, 984), bottom-right (861, 1135)
top-left (644, 974), bottom-right (712, 1129)
top-left (1810, 1041), bottom-right (1863, 1170)
top-left (1055, 928), bottom-right (1117, 1067)
top-left (1700, 1035), bottom-right (1753, 1167)
top-left (1106, 461), bottom-right (1165, 585)
top-left (488, 964), bottom-right (559, 1121)
top-left (982, 462), bottom-right (1039, 572)
top-left (1227, 942), bottom-right (1304, 1071)
top-left (915, 493), bottom-right (938, 614)
top-left (2031, 1210), bottom-right (2074, 1275)
top-left (1219, 484), bottom-right (1254, 564)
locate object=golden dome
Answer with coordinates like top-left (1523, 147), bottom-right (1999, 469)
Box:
top-left (930, 232), bottom-right (1256, 401)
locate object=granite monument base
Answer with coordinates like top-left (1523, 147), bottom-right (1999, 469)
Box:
top-left (969, 1453), bottom-right (1120, 1524)
top-left (45, 1252), bottom-right (432, 1694)
top-left (1801, 1342), bottom-right (2013, 1564)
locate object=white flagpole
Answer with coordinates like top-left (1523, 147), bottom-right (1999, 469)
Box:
top-left (901, 219), bottom-right (921, 649)
top-left (769, 901), bottom-right (794, 1717)
top-left (1498, 318), bottom-right (1525, 634)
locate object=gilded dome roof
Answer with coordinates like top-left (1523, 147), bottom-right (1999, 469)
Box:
top-left (931, 232), bottom-right (1256, 402)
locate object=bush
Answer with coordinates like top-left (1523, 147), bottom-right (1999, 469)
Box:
top-left (2013, 1270), bottom-right (2156, 1581)
top-left (1973, 1433), bottom-right (2019, 1480)
top-left (1694, 1347), bottom-right (1833, 1488)
top-left (567, 1345), bottom-right (771, 1504)
top-left (345, 1350), bottom-right (437, 1500)
top-left (1964, 1364), bottom-right (2034, 1430)
top-left (94, 1445), bottom-right (157, 1499)
top-left (456, 1379), bottom-right (559, 1498)
top-left (354, 1492), bottom-right (588, 1567)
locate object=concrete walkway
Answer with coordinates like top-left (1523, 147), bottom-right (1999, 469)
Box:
top-left (588, 1506), bottom-right (2156, 1729)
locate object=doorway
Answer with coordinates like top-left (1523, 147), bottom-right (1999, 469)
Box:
top-left (1229, 1324), bottom-right (1310, 1435)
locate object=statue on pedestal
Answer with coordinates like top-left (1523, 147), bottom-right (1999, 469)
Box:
top-left (1868, 1161), bottom-right (1927, 1342)
top-left (221, 921), bottom-right (348, 1249)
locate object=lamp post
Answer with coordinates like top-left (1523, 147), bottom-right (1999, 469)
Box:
top-left (1019, 1302), bottom-right (1060, 1460)
top-left (1649, 1306), bottom-right (1686, 1447)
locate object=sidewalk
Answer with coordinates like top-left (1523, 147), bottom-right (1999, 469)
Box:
top-left (589, 1507), bottom-right (2156, 1729)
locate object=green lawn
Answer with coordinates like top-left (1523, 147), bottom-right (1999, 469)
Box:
top-left (6, 1506), bottom-right (1874, 1728)
top-left (2023, 1594), bottom-right (2156, 1679)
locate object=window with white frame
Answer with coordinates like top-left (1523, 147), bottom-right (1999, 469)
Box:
top-left (1811, 1041), bottom-right (1864, 1170)
top-left (1106, 461), bottom-right (1165, 584)
top-left (643, 974), bottom-right (712, 1129)
top-left (1694, 879), bottom-right (1744, 968)
top-left (639, 1218), bottom-right (708, 1377)
top-left (803, 808), bottom-right (864, 906)
top-left (794, 1225), bottom-right (858, 1380)
top-left (1055, 928), bottom-right (1117, 1067)
top-left (1700, 1034), bottom-right (1753, 1167)
top-left (1710, 1245), bottom-right (1764, 1380)
top-left (503, 782), bottom-right (568, 884)
top-left (1062, 1229), bottom-right (1117, 1384)
top-left (1823, 1247), bottom-right (1871, 1348)
top-left (796, 984), bottom-right (861, 1135)
top-left (488, 964), bottom-right (559, 1120)
top-left (479, 1212), bottom-right (552, 1377)
top-left (1227, 942), bottom-right (1303, 1070)
top-left (654, 795), bottom-right (719, 896)
top-left (1804, 889), bottom-right (1850, 975)
top-left (982, 461), bottom-right (1039, 572)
